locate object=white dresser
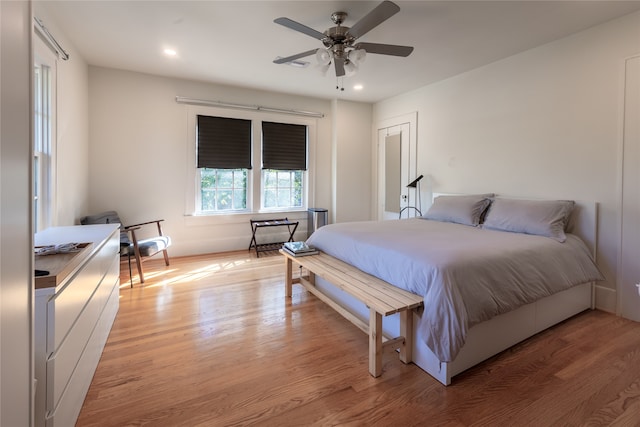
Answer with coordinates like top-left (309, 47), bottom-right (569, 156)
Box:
top-left (34, 224), bottom-right (121, 427)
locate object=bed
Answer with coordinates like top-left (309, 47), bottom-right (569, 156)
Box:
top-left (303, 194), bottom-right (603, 385)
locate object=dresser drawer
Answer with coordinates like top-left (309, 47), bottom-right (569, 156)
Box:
top-left (46, 254), bottom-right (119, 413)
top-left (45, 278), bottom-right (120, 426)
top-left (46, 234), bottom-right (119, 354)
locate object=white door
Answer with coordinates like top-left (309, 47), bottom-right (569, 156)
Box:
top-left (620, 55), bottom-right (640, 322)
top-left (376, 113), bottom-right (418, 220)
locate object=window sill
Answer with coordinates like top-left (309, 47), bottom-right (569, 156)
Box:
top-left (184, 210), bottom-right (308, 227)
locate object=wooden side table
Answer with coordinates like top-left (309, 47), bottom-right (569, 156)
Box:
top-left (249, 218), bottom-right (298, 257)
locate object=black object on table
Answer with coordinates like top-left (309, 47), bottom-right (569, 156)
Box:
top-left (249, 218), bottom-right (298, 257)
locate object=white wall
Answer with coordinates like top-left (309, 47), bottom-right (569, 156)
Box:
top-left (1, 1), bottom-right (34, 424)
top-left (88, 67), bottom-right (344, 256)
top-left (332, 99), bottom-right (373, 223)
top-left (374, 11), bottom-right (640, 312)
top-left (53, 37), bottom-right (89, 225)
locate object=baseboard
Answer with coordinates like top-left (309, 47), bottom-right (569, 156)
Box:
top-left (594, 284), bottom-right (617, 313)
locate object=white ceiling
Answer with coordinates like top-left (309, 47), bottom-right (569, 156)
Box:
top-left (38, 1), bottom-right (640, 103)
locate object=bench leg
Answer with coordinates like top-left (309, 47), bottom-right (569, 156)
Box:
top-left (369, 308), bottom-right (383, 377)
top-left (308, 271), bottom-right (315, 286)
top-left (285, 256), bottom-right (293, 297)
top-left (399, 310), bottom-right (414, 364)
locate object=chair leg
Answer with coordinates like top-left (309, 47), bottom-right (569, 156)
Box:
top-left (127, 253), bottom-right (133, 288)
top-left (130, 230), bottom-right (145, 284)
top-left (135, 252), bottom-right (145, 283)
top-left (162, 249), bottom-right (170, 266)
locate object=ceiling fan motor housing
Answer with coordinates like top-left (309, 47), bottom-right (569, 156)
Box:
top-left (324, 25), bottom-right (353, 47)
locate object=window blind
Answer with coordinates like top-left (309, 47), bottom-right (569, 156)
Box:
top-left (197, 115), bottom-right (252, 169)
top-left (262, 121), bottom-right (307, 170)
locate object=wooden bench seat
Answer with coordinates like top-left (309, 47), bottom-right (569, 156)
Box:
top-left (281, 250), bottom-right (424, 377)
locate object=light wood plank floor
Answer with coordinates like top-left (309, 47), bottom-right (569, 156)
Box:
top-left (77, 251), bottom-right (640, 426)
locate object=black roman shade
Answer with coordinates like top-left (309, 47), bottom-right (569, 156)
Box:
top-left (262, 121), bottom-right (307, 170)
top-left (197, 115), bottom-right (252, 169)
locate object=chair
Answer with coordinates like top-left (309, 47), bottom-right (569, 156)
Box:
top-left (80, 211), bottom-right (171, 286)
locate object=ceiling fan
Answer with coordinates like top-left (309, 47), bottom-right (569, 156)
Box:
top-left (273, 0), bottom-right (414, 79)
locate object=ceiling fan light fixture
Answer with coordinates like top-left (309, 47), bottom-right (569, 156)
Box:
top-left (316, 62), bottom-right (331, 76)
top-left (344, 60), bottom-right (358, 76)
top-left (348, 48), bottom-right (366, 64)
top-left (316, 48), bottom-right (332, 65)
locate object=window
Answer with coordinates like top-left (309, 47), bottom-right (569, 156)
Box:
top-left (200, 168), bottom-right (248, 211)
top-left (261, 121), bottom-right (307, 210)
top-left (196, 115), bottom-right (251, 213)
top-left (263, 170), bottom-right (303, 209)
top-left (189, 108), bottom-right (314, 216)
top-left (33, 39), bottom-right (57, 232)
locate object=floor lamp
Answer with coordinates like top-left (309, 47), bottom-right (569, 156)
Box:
top-left (399, 174), bottom-right (423, 219)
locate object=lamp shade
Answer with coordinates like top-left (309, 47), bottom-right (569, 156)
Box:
top-left (406, 174), bottom-right (424, 188)
top-left (348, 48), bottom-right (366, 64)
top-left (344, 60), bottom-right (358, 76)
top-left (316, 62), bottom-right (331, 76)
top-left (316, 48), bottom-right (332, 65)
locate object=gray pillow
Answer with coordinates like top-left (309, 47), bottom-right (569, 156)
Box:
top-left (423, 194), bottom-right (494, 226)
top-left (482, 198), bottom-right (575, 242)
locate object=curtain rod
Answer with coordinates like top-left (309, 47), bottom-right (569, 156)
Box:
top-left (175, 96), bottom-right (324, 119)
top-left (34, 17), bottom-right (70, 61)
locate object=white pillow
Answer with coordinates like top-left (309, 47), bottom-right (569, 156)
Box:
top-left (482, 198), bottom-right (575, 242)
top-left (423, 194), bottom-right (494, 226)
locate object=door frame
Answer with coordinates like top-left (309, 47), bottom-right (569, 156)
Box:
top-left (373, 112), bottom-right (418, 220)
top-left (617, 53), bottom-right (640, 321)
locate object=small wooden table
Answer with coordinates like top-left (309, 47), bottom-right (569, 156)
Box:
top-left (249, 218), bottom-right (298, 257)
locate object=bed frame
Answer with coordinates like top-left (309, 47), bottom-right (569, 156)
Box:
top-left (305, 199), bottom-right (597, 385)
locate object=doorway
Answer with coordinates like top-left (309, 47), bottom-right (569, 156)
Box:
top-left (376, 112), bottom-right (418, 220)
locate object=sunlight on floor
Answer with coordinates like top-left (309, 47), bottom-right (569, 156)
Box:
top-left (137, 257), bottom-right (254, 289)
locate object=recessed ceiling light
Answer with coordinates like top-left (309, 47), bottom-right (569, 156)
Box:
top-left (353, 84), bottom-right (364, 91)
top-left (163, 48), bottom-right (177, 57)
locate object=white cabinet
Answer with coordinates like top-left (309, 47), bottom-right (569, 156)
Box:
top-left (34, 224), bottom-right (120, 427)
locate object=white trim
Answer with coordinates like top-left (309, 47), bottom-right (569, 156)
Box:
top-left (183, 104), bottom-right (317, 219)
top-left (616, 53), bottom-right (640, 319)
top-left (595, 284), bottom-right (617, 313)
top-left (373, 111), bottom-right (418, 220)
top-left (33, 34), bottom-right (58, 231)
top-left (176, 96), bottom-right (324, 118)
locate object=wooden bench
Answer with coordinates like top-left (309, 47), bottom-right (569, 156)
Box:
top-left (281, 250), bottom-right (424, 377)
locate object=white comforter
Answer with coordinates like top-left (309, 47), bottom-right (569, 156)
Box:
top-left (306, 219), bottom-right (603, 362)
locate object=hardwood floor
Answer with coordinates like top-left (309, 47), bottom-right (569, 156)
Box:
top-left (77, 251), bottom-right (640, 426)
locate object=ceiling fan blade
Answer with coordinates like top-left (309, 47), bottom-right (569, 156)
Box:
top-left (273, 49), bottom-right (318, 64)
top-left (334, 57), bottom-right (345, 77)
top-left (354, 42), bottom-right (413, 57)
top-left (274, 17), bottom-right (326, 40)
top-left (347, 1), bottom-right (400, 39)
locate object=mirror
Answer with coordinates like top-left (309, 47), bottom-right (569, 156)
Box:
top-left (385, 133), bottom-right (401, 213)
